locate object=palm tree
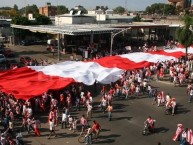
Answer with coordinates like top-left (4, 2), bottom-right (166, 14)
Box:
top-left (177, 15), bottom-right (193, 61)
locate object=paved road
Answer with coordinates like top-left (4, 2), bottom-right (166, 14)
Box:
top-left (4, 44), bottom-right (193, 145)
top-left (19, 80), bottom-right (192, 145)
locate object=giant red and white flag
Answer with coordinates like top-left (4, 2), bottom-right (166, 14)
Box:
top-left (0, 49), bottom-right (187, 100)
top-left (187, 129), bottom-right (193, 145)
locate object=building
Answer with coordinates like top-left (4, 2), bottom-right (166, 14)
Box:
top-left (39, 2), bottom-right (57, 17)
top-left (168, 0), bottom-right (192, 8)
top-left (55, 13), bottom-right (95, 25)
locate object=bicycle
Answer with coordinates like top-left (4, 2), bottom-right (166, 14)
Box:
top-left (78, 132), bottom-right (97, 143)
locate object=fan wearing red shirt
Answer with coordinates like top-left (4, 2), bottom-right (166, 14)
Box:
top-left (92, 120), bottom-right (101, 139)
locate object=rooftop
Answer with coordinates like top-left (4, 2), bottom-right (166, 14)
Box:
top-left (11, 23), bottom-right (170, 35)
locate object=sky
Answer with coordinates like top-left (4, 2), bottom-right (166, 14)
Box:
top-left (0, 0), bottom-right (169, 11)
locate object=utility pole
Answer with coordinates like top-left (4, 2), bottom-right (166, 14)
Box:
top-left (25, 0), bottom-right (27, 17)
top-left (163, 0), bottom-right (166, 16)
top-left (125, 0), bottom-right (128, 13)
top-left (110, 27), bottom-right (131, 56)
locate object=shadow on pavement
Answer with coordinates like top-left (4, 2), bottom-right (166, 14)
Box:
top-left (155, 127), bottom-right (169, 134)
top-left (94, 134), bottom-right (121, 144)
top-left (176, 104), bottom-right (190, 114)
top-left (112, 116), bottom-right (132, 121)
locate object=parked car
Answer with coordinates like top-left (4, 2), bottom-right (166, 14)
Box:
top-left (20, 56), bottom-right (33, 65)
top-left (0, 47), bottom-right (5, 53)
top-left (3, 49), bottom-right (15, 57)
top-left (6, 59), bottom-right (20, 69)
top-left (0, 54), bottom-right (6, 63)
top-left (34, 40), bottom-right (47, 45)
top-left (20, 40), bottom-right (31, 46)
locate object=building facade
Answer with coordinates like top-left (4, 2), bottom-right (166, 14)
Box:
top-left (39, 2), bottom-right (57, 17)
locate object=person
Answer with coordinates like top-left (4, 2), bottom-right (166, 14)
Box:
top-left (86, 103), bottom-right (92, 119)
top-left (188, 87), bottom-right (193, 103)
top-left (101, 97), bottom-right (107, 114)
top-left (61, 110), bottom-right (67, 129)
top-left (80, 115), bottom-right (88, 134)
top-left (16, 130), bottom-right (24, 145)
top-left (157, 92), bottom-right (161, 107)
top-left (27, 117), bottom-right (34, 134)
top-left (33, 117), bottom-right (41, 137)
top-left (180, 128), bottom-right (188, 145)
top-left (68, 115), bottom-right (73, 131)
top-left (8, 118), bottom-right (14, 136)
top-left (144, 116), bottom-right (155, 131)
top-left (152, 89), bottom-right (158, 105)
top-left (48, 118), bottom-right (56, 139)
top-left (172, 124), bottom-right (184, 141)
top-left (92, 120), bottom-right (101, 139)
top-left (106, 103), bottom-right (113, 121)
top-left (85, 127), bottom-right (93, 145)
top-left (170, 98), bottom-right (176, 116)
top-left (72, 117), bottom-right (77, 133)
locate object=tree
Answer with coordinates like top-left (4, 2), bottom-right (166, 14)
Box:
top-left (95, 6), bottom-right (100, 10)
top-left (19, 4), bottom-right (38, 16)
top-left (145, 3), bottom-right (176, 15)
top-left (113, 6), bottom-right (125, 14)
top-left (177, 15), bottom-right (193, 60)
top-left (34, 14), bottom-right (52, 25)
top-left (13, 4), bottom-right (18, 11)
top-left (104, 6), bottom-right (109, 11)
top-left (133, 14), bottom-right (141, 22)
top-left (56, 5), bottom-right (68, 14)
top-left (11, 16), bottom-right (31, 25)
top-left (0, 7), bottom-right (12, 10)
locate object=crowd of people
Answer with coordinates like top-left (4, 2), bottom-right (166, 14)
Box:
top-left (1, 42), bottom-right (193, 145)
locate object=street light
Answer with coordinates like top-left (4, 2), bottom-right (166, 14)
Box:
top-left (110, 27), bottom-right (131, 56)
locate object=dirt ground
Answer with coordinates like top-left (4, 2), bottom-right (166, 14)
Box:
top-left (6, 43), bottom-right (82, 64)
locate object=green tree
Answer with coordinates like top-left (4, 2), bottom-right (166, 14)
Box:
top-left (19, 4), bottom-right (38, 15)
top-left (0, 7), bottom-right (12, 10)
top-left (81, 7), bottom-right (88, 14)
top-left (56, 5), bottom-right (68, 14)
top-left (13, 4), bottom-right (18, 11)
top-left (113, 6), bottom-right (125, 14)
top-left (34, 14), bottom-right (52, 25)
top-left (177, 15), bottom-right (193, 60)
top-left (11, 15), bottom-right (31, 25)
top-left (104, 6), bottom-right (109, 11)
top-left (133, 14), bottom-right (141, 22)
top-left (145, 3), bottom-right (176, 15)
top-left (95, 6), bottom-right (100, 10)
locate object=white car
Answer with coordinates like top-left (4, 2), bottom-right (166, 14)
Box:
top-left (0, 54), bottom-right (6, 63)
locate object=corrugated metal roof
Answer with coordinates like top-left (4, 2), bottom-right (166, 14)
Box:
top-left (11, 23), bottom-right (169, 35)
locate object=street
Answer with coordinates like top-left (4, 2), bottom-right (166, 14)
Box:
top-left (3, 44), bottom-right (193, 145)
top-left (20, 80), bottom-right (193, 145)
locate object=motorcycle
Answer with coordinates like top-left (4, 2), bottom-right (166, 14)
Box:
top-left (142, 120), bottom-right (156, 136)
top-left (16, 131), bottom-right (24, 145)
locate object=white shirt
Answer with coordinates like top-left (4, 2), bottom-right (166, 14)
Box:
top-left (62, 113), bottom-right (67, 122)
top-left (166, 95), bottom-right (170, 102)
top-left (87, 104), bottom-right (92, 112)
top-left (182, 131), bottom-right (187, 138)
top-left (101, 99), bottom-right (106, 106)
top-left (190, 89), bottom-right (193, 96)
